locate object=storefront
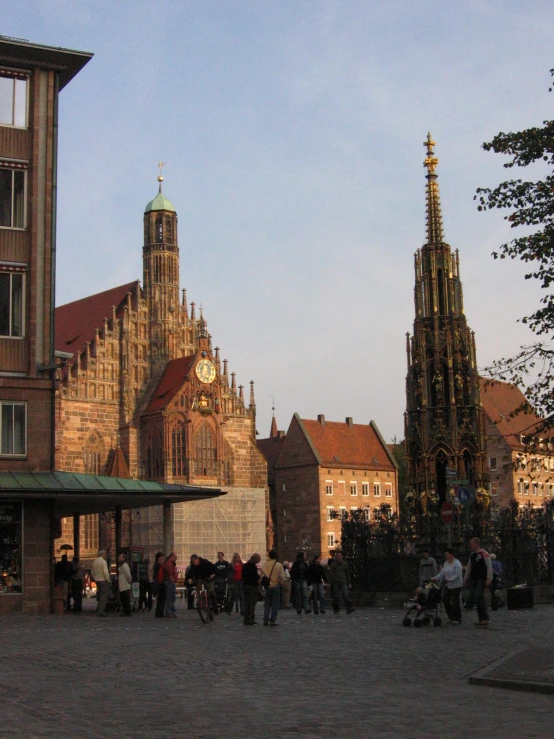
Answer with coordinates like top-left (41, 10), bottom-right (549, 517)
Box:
top-left (0, 471), bottom-right (223, 614)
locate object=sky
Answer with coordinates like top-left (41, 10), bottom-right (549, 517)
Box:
top-left (4, 1), bottom-right (554, 441)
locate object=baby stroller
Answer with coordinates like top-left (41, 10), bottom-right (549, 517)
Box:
top-left (402, 581), bottom-right (442, 627)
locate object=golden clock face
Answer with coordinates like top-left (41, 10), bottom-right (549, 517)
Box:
top-left (195, 359), bottom-right (216, 384)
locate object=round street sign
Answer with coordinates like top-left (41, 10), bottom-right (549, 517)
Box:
top-left (457, 487), bottom-right (470, 504)
top-left (441, 501), bottom-right (454, 524)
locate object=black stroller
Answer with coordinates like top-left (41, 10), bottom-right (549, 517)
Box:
top-left (402, 582), bottom-right (442, 627)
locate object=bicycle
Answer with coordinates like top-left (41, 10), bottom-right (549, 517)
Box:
top-left (195, 580), bottom-right (214, 623)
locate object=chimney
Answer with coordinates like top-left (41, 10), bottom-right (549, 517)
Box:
top-left (317, 414), bottom-right (325, 425)
top-left (346, 417), bottom-right (353, 427)
top-left (277, 430), bottom-right (286, 439)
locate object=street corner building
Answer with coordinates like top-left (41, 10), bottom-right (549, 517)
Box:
top-left (258, 413), bottom-right (399, 562)
top-left (53, 174), bottom-right (268, 566)
top-left (0, 35), bottom-right (93, 613)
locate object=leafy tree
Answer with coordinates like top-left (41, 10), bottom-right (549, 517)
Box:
top-left (475, 69), bottom-right (554, 431)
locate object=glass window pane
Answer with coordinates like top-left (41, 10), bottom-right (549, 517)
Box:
top-left (0, 76), bottom-right (13, 125)
top-left (13, 170), bottom-right (24, 228)
top-left (11, 273), bottom-right (22, 337)
top-left (1, 404), bottom-right (13, 455)
top-left (0, 169), bottom-right (12, 227)
top-left (0, 273), bottom-right (10, 336)
top-left (13, 404), bottom-right (25, 454)
top-left (14, 79), bottom-right (26, 127)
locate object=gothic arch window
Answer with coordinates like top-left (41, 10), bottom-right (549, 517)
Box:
top-left (171, 423), bottom-right (186, 478)
top-left (437, 268), bottom-right (446, 315)
top-left (194, 422), bottom-right (217, 477)
top-left (143, 431), bottom-right (163, 480)
top-left (156, 214), bottom-right (163, 243)
top-left (84, 431), bottom-right (105, 475)
top-left (164, 216), bottom-right (173, 245)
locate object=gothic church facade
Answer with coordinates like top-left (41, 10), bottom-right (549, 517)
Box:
top-left (54, 177), bottom-right (267, 562)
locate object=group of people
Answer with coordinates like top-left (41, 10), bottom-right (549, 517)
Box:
top-left (54, 553), bottom-right (86, 612)
top-left (420, 537), bottom-right (502, 626)
top-left (89, 547), bottom-right (356, 623)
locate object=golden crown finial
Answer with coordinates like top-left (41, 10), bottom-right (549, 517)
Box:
top-left (423, 133), bottom-right (438, 173)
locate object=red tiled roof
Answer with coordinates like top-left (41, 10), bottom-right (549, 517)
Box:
top-left (55, 281), bottom-right (139, 358)
top-left (479, 378), bottom-right (544, 450)
top-left (106, 446), bottom-right (131, 479)
top-left (143, 356), bottom-right (196, 414)
top-left (301, 418), bottom-right (395, 470)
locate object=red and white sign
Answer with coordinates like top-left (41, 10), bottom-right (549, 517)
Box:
top-left (440, 501), bottom-right (454, 524)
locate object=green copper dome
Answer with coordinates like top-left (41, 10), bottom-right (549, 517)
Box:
top-left (144, 190), bottom-right (176, 214)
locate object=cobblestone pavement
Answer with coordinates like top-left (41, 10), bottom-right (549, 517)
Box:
top-left (3, 600), bottom-right (554, 739)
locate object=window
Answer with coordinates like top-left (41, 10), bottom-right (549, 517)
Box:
top-left (385, 484), bottom-right (392, 498)
top-left (0, 502), bottom-right (22, 593)
top-left (339, 506), bottom-right (346, 519)
top-left (550, 484), bottom-right (554, 497)
top-left (350, 482), bottom-right (357, 496)
top-left (84, 431), bottom-right (104, 475)
top-left (532, 483), bottom-right (538, 496)
top-left (327, 533), bottom-right (335, 548)
top-left (351, 506), bottom-right (358, 513)
top-left (374, 482), bottom-right (381, 497)
top-left (194, 422), bottom-right (217, 476)
top-left (337, 480), bottom-right (345, 496)
top-left (326, 506), bottom-right (334, 522)
top-left (362, 507), bottom-right (370, 521)
top-left (171, 425), bottom-right (186, 477)
top-left (362, 482), bottom-right (369, 497)
top-left (517, 480), bottom-right (524, 495)
top-left (0, 401), bottom-right (26, 455)
top-left (0, 72), bottom-right (27, 127)
top-left (0, 270), bottom-right (24, 337)
top-left (325, 481), bottom-right (333, 496)
top-left (524, 482), bottom-right (529, 496)
top-left (531, 458), bottom-right (539, 472)
top-left (489, 457), bottom-right (497, 471)
top-left (0, 168), bottom-right (25, 228)
top-left (490, 482), bottom-right (499, 497)
top-left (80, 514), bottom-right (98, 554)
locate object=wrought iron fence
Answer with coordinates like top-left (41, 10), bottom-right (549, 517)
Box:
top-left (336, 501), bottom-right (554, 592)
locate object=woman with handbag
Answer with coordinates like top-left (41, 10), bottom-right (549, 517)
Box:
top-left (261, 550), bottom-right (285, 626)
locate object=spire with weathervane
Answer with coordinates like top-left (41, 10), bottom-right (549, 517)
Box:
top-left (404, 135), bottom-right (488, 518)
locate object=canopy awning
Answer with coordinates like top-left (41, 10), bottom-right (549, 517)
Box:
top-left (0, 471), bottom-right (224, 518)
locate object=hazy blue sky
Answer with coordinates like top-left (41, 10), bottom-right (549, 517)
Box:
top-left (5, 1), bottom-right (554, 440)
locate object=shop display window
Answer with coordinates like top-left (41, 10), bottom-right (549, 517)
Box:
top-left (0, 501), bottom-right (22, 593)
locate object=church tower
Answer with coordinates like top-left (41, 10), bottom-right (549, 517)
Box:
top-left (143, 165), bottom-right (180, 364)
top-left (404, 135), bottom-right (488, 514)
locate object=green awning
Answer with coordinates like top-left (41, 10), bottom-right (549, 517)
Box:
top-left (0, 471), bottom-right (224, 517)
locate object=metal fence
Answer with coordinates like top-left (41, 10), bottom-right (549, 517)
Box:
top-left (338, 502), bottom-right (554, 592)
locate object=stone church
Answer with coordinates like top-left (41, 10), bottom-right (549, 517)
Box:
top-left (54, 175), bottom-right (267, 563)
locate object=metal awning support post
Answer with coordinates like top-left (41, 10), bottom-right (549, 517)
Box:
top-left (115, 506), bottom-right (122, 557)
top-left (73, 513), bottom-right (80, 560)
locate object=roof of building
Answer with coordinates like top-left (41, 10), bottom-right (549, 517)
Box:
top-left (143, 356), bottom-right (196, 414)
top-left (479, 378), bottom-right (545, 450)
top-left (144, 191), bottom-right (176, 214)
top-left (55, 281), bottom-right (139, 357)
top-left (105, 446), bottom-right (131, 479)
top-left (0, 35), bottom-right (93, 90)
top-left (299, 417), bottom-right (396, 470)
top-left (257, 436), bottom-right (286, 477)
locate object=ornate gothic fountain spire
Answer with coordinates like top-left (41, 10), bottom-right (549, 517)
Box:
top-left (423, 132), bottom-right (445, 246)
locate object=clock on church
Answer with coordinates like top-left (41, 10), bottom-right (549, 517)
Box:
top-left (195, 358), bottom-right (216, 384)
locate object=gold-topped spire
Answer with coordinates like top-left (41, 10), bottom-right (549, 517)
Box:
top-left (157, 161), bottom-right (164, 192)
top-left (423, 132), bottom-right (444, 244)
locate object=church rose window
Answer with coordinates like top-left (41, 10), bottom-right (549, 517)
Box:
top-left (194, 422), bottom-right (217, 477)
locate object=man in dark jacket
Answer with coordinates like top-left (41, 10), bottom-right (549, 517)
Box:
top-left (290, 552), bottom-right (311, 615)
top-left (187, 555), bottom-right (218, 614)
top-left (213, 551), bottom-right (230, 607)
top-left (327, 551), bottom-right (354, 614)
top-left (308, 555), bottom-right (328, 614)
top-left (241, 553), bottom-right (261, 626)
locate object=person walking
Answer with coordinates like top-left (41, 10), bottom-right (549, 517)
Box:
top-left (226, 553), bottom-right (244, 615)
top-left (163, 552), bottom-right (178, 618)
top-left (117, 553), bottom-right (133, 616)
top-left (70, 557), bottom-right (85, 613)
top-left (152, 552), bottom-right (166, 618)
top-left (281, 561), bottom-right (292, 609)
top-left (419, 550), bottom-right (438, 587)
top-left (327, 551), bottom-right (354, 614)
top-left (242, 553), bottom-right (261, 626)
top-left (91, 549), bottom-right (110, 617)
top-left (262, 550), bottom-right (285, 626)
top-left (308, 555), bottom-right (328, 614)
top-left (464, 537), bottom-right (493, 627)
top-left (432, 548), bottom-right (463, 624)
top-left (290, 552), bottom-right (311, 615)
